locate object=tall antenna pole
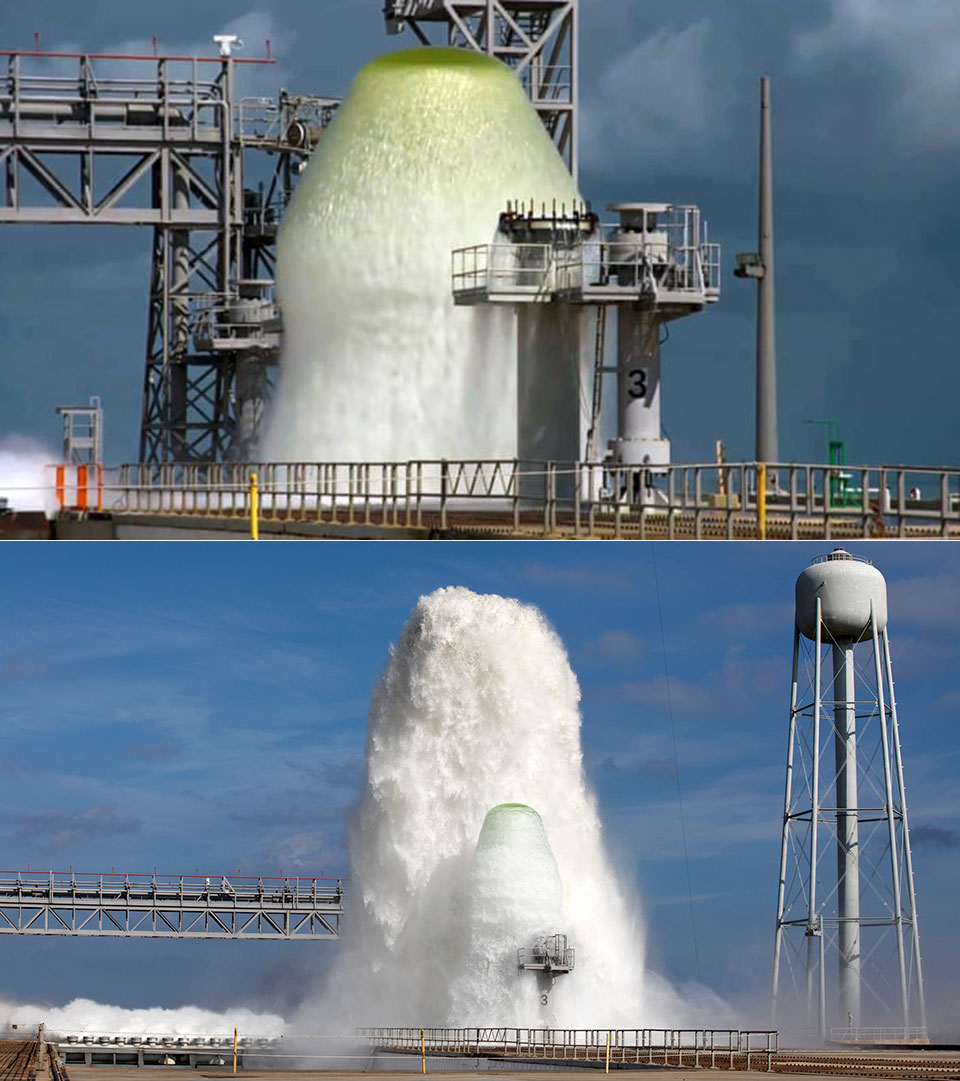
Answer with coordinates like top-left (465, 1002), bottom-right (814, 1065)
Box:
top-left (756, 75), bottom-right (778, 463)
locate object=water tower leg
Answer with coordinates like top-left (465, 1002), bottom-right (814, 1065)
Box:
top-left (832, 641), bottom-right (861, 1028)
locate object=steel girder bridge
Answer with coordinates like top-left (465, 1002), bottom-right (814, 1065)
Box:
top-left (0, 871), bottom-right (342, 940)
top-left (0, 1), bottom-right (578, 464)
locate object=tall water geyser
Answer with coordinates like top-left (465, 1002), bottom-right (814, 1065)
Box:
top-left (264, 48), bottom-right (580, 463)
top-left (310, 586), bottom-right (684, 1030)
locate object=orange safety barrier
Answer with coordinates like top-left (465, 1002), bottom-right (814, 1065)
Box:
top-left (76, 464), bottom-right (88, 510)
top-left (51, 462), bottom-right (103, 512)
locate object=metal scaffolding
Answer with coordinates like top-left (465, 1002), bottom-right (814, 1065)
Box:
top-left (0, 871), bottom-right (342, 940)
top-left (0, 48), bottom-right (337, 462)
top-left (384, 0), bottom-right (578, 177)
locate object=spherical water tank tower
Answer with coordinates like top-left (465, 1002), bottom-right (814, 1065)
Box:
top-left (773, 550), bottom-right (926, 1042)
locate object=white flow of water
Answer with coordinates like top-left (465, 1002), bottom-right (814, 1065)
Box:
top-left (307, 586), bottom-right (694, 1031)
top-left (263, 48), bottom-right (579, 465)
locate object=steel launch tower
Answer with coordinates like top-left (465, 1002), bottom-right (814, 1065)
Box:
top-left (773, 549), bottom-right (926, 1042)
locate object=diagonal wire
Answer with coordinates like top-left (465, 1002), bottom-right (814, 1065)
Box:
top-left (651, 545), bottom-right (702, 984)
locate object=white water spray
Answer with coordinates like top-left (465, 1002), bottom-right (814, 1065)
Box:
top-left (264, 48), bottom-right (579, 463)
top-left (1, 998), bottom-right (283, 1040)
top-left (0, 436), bottom-right (56, 514)
top-left (310, 587), bottom-right (691, 1030)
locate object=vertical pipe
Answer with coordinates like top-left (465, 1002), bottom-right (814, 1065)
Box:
top-left (772, 623), bottom-right (801, 1023)
top-left (570, 0), bottom-right (579, 183)
top-left (808, 600), bottom-right (823, 1028)
top-left (871, 607), bottom-right (910, 1025)
top-left (882, 630), bottom-right (927, 1031)
top-left (421, 1028), bottom-right (426, 1074)
top-left (756, 76), bottom-right (778, 464)
top-left (232, 1029), bottom-right (237, 1074)
top-left (833, 640), bottom-right (861, 1028)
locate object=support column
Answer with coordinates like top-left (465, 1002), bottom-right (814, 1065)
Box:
top-left (170, 164), bottom-right (190, 460)
top-left (833, 640), bottom-right (861, 1028)
top-left (612, 307), bottom-right (668, 466)
top-left (756, 75), bottom-right (778, 464)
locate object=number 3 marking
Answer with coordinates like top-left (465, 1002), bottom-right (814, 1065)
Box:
top-left (628, 368), bottom-right (647, 400)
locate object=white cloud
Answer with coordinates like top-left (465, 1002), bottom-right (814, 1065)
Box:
top-left (795, 0), bottom-right (960, 151)
top-left (581, 19), bottom-right (735, 168)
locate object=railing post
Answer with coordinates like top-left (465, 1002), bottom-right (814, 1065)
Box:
top-left (757, 462), bottom-right (767, 539)
top-left (440, 460), bottom-right (448, 532)
top-left (249, 472), bottom-right (259, 540)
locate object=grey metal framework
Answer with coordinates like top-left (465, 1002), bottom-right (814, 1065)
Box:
top-left (361, 1028), bottom-right (779, 1070)
top-left (384, 0), bottom-right (578, 177)
top-left (57, 396), bottom-right (103, 465)
top-left (772, 575), bottom-right (926, 1037)
top-left (0, 49), bottom-right (337, 462)
top-left (0, 871), bottom-right (342, 939)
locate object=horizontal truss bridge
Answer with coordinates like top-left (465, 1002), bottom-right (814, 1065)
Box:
top-left (0, 871), bottom-right (342, 939)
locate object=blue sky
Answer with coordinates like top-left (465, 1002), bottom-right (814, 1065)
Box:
top-left (1, 0), bottom-right (959, 466)
top-left (1, 541), bottom-right (958, 1034)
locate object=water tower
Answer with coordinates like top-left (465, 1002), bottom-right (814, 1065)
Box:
top-left (772, 549), bottom-right (926, 1043)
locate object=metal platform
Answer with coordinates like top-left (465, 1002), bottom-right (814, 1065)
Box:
top-left (452, 205), bottom-right (721, 314)
top-left (0, 871), bottom-right (342, 939)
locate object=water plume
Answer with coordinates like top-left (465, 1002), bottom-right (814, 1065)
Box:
top-left (308, 587), bottom-right (687, 1030)
top-left (264, 48), bottom-right (579, 463)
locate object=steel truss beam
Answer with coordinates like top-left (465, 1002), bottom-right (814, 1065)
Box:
top-left (0, 871), bottom-right (342, 940)
top-left (384, 1), bottom-right (578, 178)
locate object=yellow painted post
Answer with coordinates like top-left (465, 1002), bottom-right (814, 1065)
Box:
top-left (233, 1028), bottom-right (238, 1074)
top-left (249, 472), bottom-right (259, 540)
top-left (605, 1032), bottom-right (611, 1074)
top-left (757, 462), bottom-right (767, 540)
top-left (421, 1028), bottom-right (426, 1074)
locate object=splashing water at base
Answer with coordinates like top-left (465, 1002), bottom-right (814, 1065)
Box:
top-left (308, 587), bottom-right (698, 1030)
top-left (0, 998), bottom-right (284, 1040)
top-left (263, 49), bottom-right (579, 463)
top-left (0, 436), bottom-right (57, 514)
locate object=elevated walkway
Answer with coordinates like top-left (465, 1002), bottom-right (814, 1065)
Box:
top-left (0, 871), bottom-right (342, 939)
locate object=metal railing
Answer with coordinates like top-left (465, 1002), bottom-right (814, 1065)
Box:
top-left (829, 1026), bottom-right (929, 1043)
top-left (452, 234), bottom-right (719, 307)
top-left (51, 459), bottom-right (960, 539)
top-left (360, 1027), bottom-right (779, 1070)
top-left (0, 870), bottom-right (342, 939)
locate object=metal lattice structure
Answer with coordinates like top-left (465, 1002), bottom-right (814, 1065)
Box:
top-left (773, 552), bottom-right (926, 1041)
top-left (384, 0), bottom-right (578, 178)
top-left (0, 49), bottom-right (337, 462)
top-left (56, 396), bottom-right (103, 465)
top-left (0, 871), bottom-right (342, 939)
